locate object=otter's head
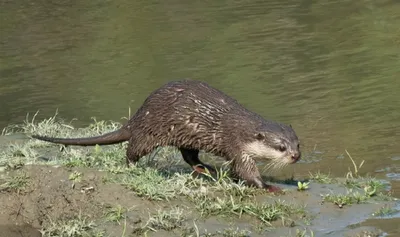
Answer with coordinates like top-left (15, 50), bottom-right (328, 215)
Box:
top-left (242, 123), bottom-right (301, 167)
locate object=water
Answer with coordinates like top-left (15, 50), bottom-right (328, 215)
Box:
top-left (1, 0), bottom-right (399, 234)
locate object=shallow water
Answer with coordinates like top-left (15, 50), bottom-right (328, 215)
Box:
top-left (1, 0), bottom-right (400, 235)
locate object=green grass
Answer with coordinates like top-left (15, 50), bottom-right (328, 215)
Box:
top-left (114, 166), bottom-right (181, 201)
top-left (0, 171), bottom-right (30, 192)
top-left (309, 171), bottom-right (336, 184)
top-left (0, 111), bottom-right (125, 171)
top-left (40, 212), bottom-right (102, 237)
top-left (194, 195), bottom-right (306, 225)
top-left (139, 207), bottom-right (187, 232)
top-left (103, 204), bottom-right (128, 225)
top-left (321, 191), bottom-right (369, 208)
top-left (309, 151), bottom-right (395, 207)
top-left (319, 178), bottom-right (394, 208)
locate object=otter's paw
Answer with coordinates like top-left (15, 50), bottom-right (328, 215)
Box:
top-left (265, 185), bottom-right (283, 194)
top-left (192, 164), bottom-right (214, 174)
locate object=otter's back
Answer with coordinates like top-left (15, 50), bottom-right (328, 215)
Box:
top-left (130, 80), bottom-right (242, 152)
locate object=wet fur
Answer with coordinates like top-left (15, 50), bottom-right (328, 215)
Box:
top-left (32, 79), bottom-right (301, 192)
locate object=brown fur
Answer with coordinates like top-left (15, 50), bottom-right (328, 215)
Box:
top-left (32, 79), bottom-right (301, 192)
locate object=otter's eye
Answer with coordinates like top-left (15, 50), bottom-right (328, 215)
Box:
top-left (279, 145), bottom-right (286, 152)
top-left (255, 133), bottom-right (264, 140)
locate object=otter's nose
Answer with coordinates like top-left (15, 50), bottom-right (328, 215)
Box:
top-left (291, 152), bottom-right (301, 162)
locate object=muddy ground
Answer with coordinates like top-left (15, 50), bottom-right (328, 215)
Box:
top-left (1, 163), bottom-right (398, 237)
top-left (0, 119), bottom-right (399, 237)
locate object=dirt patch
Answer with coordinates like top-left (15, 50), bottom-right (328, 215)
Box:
top-left (0, 165), bottom-right (159, 236)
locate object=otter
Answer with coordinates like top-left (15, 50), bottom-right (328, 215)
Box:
top-left (31, 79), bottom-right (301, 193)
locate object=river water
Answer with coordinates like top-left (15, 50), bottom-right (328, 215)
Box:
top-left (0, 0), bottom-right (399, 234)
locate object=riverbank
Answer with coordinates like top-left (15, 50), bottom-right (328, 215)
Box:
top-left (0, 113), bottom-right (398, 237)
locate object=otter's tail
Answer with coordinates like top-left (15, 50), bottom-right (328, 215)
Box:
top-left (31, 128), bottom-right (131, 146)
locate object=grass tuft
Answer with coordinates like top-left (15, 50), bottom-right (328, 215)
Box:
top-left (321, 191), bottom-right (369, 208)
top-left (309, 171), bottom-right (335, 184)
top-left (0, 171), bottom-right (30, 192)
top-left (104, 204), bottom-right (128, 225)
top-left (40, 212), bottom-right (100, 237)
top-left (372, 205), bottom-right (399, 217)
top-left (133, 207), bottom-right (187, 234)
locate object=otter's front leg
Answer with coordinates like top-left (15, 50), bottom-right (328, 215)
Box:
top-left (231, 157), bottom-right (282, 193)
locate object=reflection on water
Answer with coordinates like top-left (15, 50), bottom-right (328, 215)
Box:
top-left (0, 0), bottom-right (399, 195)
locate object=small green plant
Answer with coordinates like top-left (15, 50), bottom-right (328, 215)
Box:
top-left (364, 184), bottom-right (377, 197)
top-left (68, 170), bottom-right (82, 188)
top-left (363, 178), bottom-right (386, 197)
top-left (297, 181), bottom-right (310, 191)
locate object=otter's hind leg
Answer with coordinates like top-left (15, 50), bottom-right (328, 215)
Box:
top-left (126, 140), bottom-right (139, 167)
top-left (125, 138), bottom-right (155, 167)
top-left (231, 158), bottom-right (282, 193)
top-left (179, 148), bottom-right (215, 174)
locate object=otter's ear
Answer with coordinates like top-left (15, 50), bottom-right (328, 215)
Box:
top-left (255, 132), bottom-right (265, 140)
top-left (289, 124), bottom-right (292, 128)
